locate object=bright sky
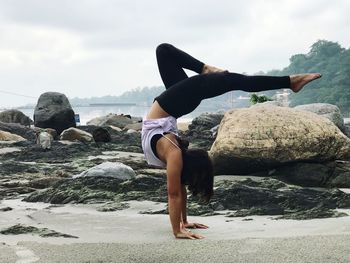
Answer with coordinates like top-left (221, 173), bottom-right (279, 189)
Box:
top-left (0, 0), bottom-right (349, 107)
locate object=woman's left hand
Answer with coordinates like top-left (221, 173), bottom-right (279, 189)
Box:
top-left (182, 222), bottom-right (209, 229)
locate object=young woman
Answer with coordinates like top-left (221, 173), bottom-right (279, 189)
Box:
top-left (142, 43), bottom-right (321, 239)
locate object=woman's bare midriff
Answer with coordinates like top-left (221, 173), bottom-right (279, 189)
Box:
top-left (146, 100), bottom-right (171, 119)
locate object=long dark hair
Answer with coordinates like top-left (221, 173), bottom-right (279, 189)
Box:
top-left (177, 137), bottom-right (214, 202)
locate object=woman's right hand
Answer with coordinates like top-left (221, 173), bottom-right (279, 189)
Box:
top-left (175, 229), bottom-right (204, 239)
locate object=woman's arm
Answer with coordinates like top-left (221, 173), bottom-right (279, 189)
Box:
top-left (166, 149), bottom-right (203, 239)
top-left (180, 184), bottom-right (209, 230)
top-left (181, 185), bottom-right (188, 224)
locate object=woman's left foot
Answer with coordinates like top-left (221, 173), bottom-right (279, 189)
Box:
top-left (202, 64), bottom-right (227, 74)
top-left (290, 73), bottom-right (322, 93)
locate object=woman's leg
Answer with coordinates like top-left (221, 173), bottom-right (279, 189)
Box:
top-left (155, 71), bottom-right (291, 118)
top-left (156, 43), bottom-right (205, 89)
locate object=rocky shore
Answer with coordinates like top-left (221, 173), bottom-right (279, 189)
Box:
top-left (1, 93), bottom-right (350, 249)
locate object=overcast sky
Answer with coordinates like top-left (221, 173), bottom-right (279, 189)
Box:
top-left (0, 0), bottom-right (349, 107)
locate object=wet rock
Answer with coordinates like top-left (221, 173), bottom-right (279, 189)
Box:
top-left (210, 105), bottom-right (350, 174)
top-left (92, 127), bottom-right (111, 143)
top-left (73, 162), bottom-right (136, 180)
top-left (0, 130), bottom-right (26, 142)
top-left (1, 140), bottom-right (102, 163)
top-left (60, 127), bottom-right (94, 143)
top-left (28, 177), bottom-right (64, 189)
top-left (271, 160), bottom-right (350, 188)
top-left (275, 207), bottom-right (348, 220)
top-left (139, 208), bottom-right (167, 215)
top-left (0, 162), bottom-right (40, 176)
top-left (0, 110), bottom-right (33, 126)
top-left (97, 202), bottom-right (130, 212)
top-left (24, 175), bottom-right (167, 204)
top-left (185, 178), bottom-right (350, 218)
top-left (34, 92), bottom-right (76, 134)
top-left (295, 103), bottom-right (345, 131)
top-left (226, 205), bottom-right (284, 217)
top-left (0, 224), bottom-right (78, 238)
top-left (0, 207), bottom-right (12, 212)
top-left (23, 175), bottom-right (350, 220)
top-left (0, 122), bottom-right (36, 141)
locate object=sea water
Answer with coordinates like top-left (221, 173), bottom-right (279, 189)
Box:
top-left (17, 105), bottom-right (202, 125)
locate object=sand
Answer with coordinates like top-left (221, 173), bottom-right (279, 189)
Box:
top-left (0, 198), bottom-right (350, 262)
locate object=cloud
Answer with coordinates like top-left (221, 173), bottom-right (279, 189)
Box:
top-left (0, 0), bottom-right (349, 107)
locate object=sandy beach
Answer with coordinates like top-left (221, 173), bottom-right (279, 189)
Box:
top-left (1, 196), bottom-right (350, 263)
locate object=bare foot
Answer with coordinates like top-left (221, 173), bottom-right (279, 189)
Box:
top-left (290, 73), bottom-right (322, 93)
top-left (202, 64), bottom-right (227, 74)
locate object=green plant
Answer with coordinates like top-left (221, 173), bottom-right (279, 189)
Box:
top-left (250, 94), bottom-right (272, 105)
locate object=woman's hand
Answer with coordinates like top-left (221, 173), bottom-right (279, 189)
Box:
top-left (181, 222), bottom-right (209, 229)
top-left (175, 229), bottom-right (204, 239)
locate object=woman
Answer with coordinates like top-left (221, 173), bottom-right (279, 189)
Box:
top-left (142, 43), bottom-right (321, 239)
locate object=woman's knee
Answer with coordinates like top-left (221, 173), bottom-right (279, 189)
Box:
top-left (156, 43), bottom-right (174, 56)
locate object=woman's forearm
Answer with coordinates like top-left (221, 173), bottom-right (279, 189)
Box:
top-left (168, 194), bottom-right (182, 235)
top-left (181, 185), bottom-right (188, 223)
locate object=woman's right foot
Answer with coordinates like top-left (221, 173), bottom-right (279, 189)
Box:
top-left (290, 73), bottom-right (322, 93)
top-left (202, 64), bottom-right (227, 74)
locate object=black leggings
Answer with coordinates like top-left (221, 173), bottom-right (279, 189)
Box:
top-left (155, 43), bottom-right (290, 118)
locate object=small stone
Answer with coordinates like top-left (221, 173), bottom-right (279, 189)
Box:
top-left (0, 207), bottom-right (13, 212)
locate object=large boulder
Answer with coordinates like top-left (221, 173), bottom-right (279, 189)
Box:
top-left (73, 162), bottom-right (136, 180)
top-left (0, 110), bottom-right (33, 126)
top-left (210, 105), bottom-right (350, 174)
top-left (60, 127), bottom-right (94, 143)
top-left (0, 130), bottom-right (26, 142)
top-left (34, 92), bottom-right (76, 134)
top-left (294, 103), bottom-right (345, 131)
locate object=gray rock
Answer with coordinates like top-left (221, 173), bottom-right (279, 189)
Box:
top-left (270, 161), bottom-right (350, 188)
top-left (73, 162), bottom-right (136, 180)
top-left (0, 121), bottom-right (36, 141)
top-left (0, 130), bottom-right (26, 142)
top-left (60, 127), bottom-right (94, 143)
top-left (0, 110), bottom-right (33, 126)
top-left (92, 127), bottom-right (111, 143)
top-left (295, 103), bottom-right (345, 131)
top-left (182, 112), bottom-right (224, 150)
top-left (210, 106), bottom-right (350, 174)
top-left (188, 112), bottom-right (224, 132)
top-left (34, 92), bottom-right (76, 134)
top-left (36, 131), bottom-right (53, 149)
top-left (87, 114), bottom-right (133, 129)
